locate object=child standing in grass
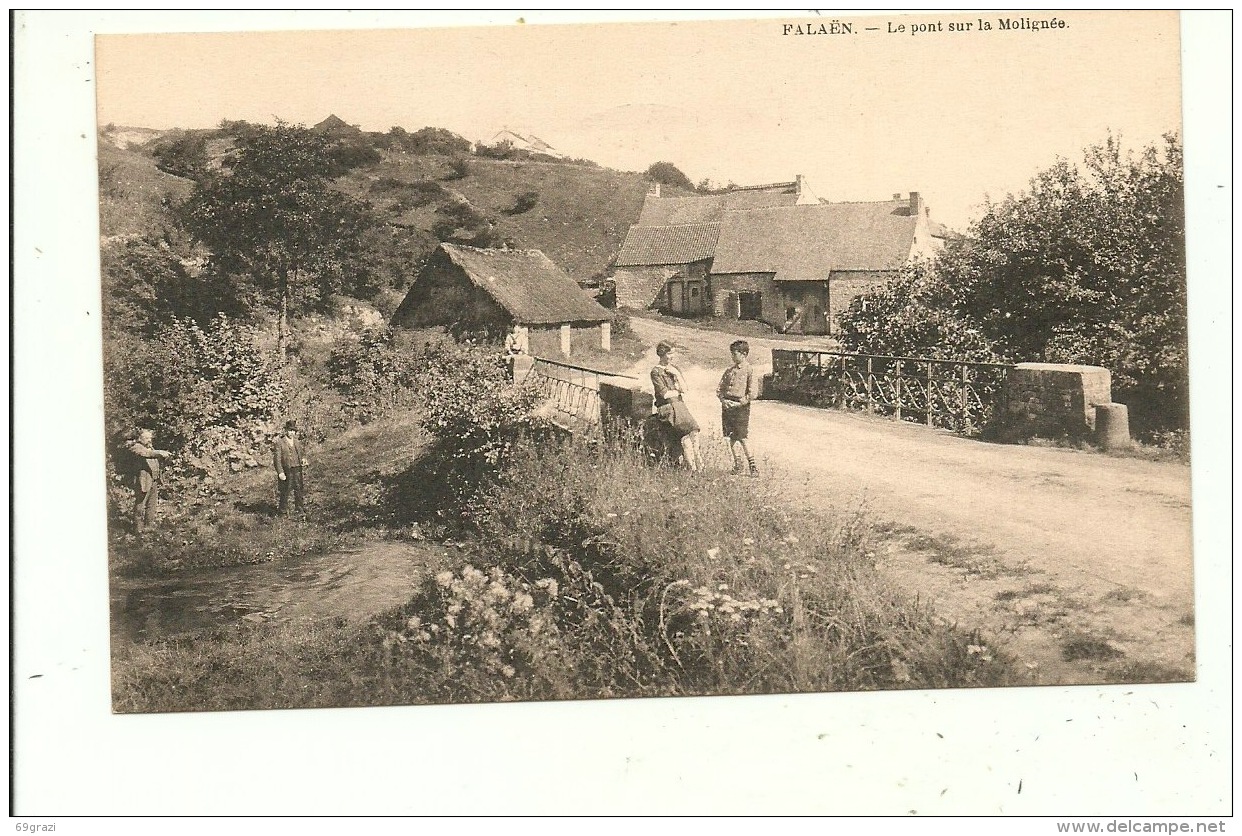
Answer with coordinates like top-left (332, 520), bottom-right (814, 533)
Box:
top-left (718, 340), bottom-right (759, 476)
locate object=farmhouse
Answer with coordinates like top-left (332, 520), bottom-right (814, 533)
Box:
top-left (391, 243), bottom-right (612, 357)
top-left (612, 180), bottom-right (946, 335)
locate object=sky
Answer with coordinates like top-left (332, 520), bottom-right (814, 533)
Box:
top-left (93, 10), bottom-right (1183, 231)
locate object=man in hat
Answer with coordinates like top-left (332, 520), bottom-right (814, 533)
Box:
top-left (273, 420), bottom-right (308, 516)
top-left (127, 427), bottom-right (172, 534)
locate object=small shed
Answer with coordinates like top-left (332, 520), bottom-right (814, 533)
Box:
top-left (391, 243), bottom-right (613, 357)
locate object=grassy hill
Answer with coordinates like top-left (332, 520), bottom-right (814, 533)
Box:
top-left (98, 141), bottom-right (192, 239)
top-left (337, 152), bottom-right (656, 282)
top-left (95, 123), bottom-right (699, 290)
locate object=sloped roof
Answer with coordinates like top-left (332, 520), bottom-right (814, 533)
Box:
top-left (440, 244), bottom-right (611, 324)
top-left (615, 223), bottom-right (721, 267)
top-left (635, 186), bottom-right (798, 225)
top-left (711, 201), bottom-right (918, 279)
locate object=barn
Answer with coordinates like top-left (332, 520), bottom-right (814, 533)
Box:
top-left (391, 243), bottom-right (613, 357)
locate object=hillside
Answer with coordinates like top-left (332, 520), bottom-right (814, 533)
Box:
top-left (98, 141), bottom-right (193, 239)
top-left (95, 123), bottom-right (688, 286)
top-left (338, 152), bottom-right (656, 282)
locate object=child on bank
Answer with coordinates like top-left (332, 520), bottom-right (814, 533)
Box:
top-left (717, 340), bottom-right (759, 476)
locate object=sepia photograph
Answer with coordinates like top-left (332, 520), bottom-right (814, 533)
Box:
top-left (12, 9), bottom-right (1231, 818)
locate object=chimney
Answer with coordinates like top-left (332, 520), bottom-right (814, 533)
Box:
top-left (893, 193), bottom-right (902, 200)
top-left (648, 182), bottom-right (661, 198)
top-left (796, 174), bottom-right (805, 198)
top-left (909, 192), bottom-right (923, 215)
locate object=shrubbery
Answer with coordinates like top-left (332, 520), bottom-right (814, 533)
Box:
top-left (325, 327), bottom-right (422, 423)
top-left (105, 314), bottom-right (284, 482)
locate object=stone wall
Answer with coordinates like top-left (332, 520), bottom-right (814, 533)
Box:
top-left (527, 323), bottom-right (605, 358)
top-left (995, 363), bottom-right (1112, 441)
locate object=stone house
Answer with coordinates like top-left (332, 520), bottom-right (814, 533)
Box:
top-left (391, 243), bottom-right (612, 357)
top-left (612, 180), bottom-right (946, 335)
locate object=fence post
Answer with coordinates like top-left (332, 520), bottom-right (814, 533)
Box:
top-left (959, 364), bottom-right (968, 431)
top-left (866, 355), bottom-right (873, 412)
top-left (926, 362), bottom-right (934, 427)
top-left (894, 359), bottom-right (904, 420)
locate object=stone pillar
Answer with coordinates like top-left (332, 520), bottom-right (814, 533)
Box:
top-left (994, 362), bottom-right (1112, 442)
top-left (600, 321), bottom-right (611, 351)
top-left (510, 354), bottom-right (534, 382)
top-left (1094, 403), bottom-right (1132, 450)
top-left (559, 324), bottom-right (571, 357)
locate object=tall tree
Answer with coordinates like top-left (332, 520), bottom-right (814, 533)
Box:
top-left (179, 122), bottom-right (372, 359)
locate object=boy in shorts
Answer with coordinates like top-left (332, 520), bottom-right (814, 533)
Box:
top-left (718, 340), bottom-right (759, 476)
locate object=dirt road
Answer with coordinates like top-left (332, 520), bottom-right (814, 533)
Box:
top-left (628, 316), bottom-right (1196, 684)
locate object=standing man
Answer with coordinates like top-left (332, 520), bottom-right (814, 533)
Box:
top-left (717, 340), bottom-right (760, 476)
top-left (273, 420), bottom-right (308, 516)
top-left (127, 427), bottom-right (172, 534)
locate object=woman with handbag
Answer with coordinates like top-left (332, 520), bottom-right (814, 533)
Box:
top-left (651, 340), bottom-right (704, 472)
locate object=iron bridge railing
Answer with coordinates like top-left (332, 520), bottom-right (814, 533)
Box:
top-left (769, 349), bottom-right (1015, 436)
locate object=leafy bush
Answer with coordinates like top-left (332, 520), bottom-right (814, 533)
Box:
top-left (442, 157), bottom-right (470, 181)
top-left (645, 161), bottom-right (695, 191)
top-left (104, 314), bottom-right (284, 481)
top-left (836, 262), bottom-right (1000, 363)
top-left (431, 200), bottom-right (502, 247)
top-left (149, 132), bottom-right (209, 179)
top-left (504, 189), bottom-right (539, 215)
top-left (414, 340), bottom-right (545, 511)
top-left (325, 327), bottom-right (422, 423)
top-left (381, 126), bottom-right (473, 157)
top-left (101, 236), bottom-right (246, 334)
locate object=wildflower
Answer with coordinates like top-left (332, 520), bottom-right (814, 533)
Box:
top-left (730, 614), bottom-right (742, 623)
top-left (967, 644), bottom-right (986, 655)
top-left (606, 513), bottom-right (618, 518)
top-left (742, 537), bottom-right (755, 547)
top-left (435, 571), bottom-right (454, 589)
top-left (786, 535), bottom-right (800, 545)
top-left (512, 592), bottom-right (534, 613)
top-left (406, 616), bottom-right (422, 631)
top-left (501, 665), bottom-right (516, 678)
top-left (718, 584), bottom-right (729, 591)
top-left (707, 547), bottom-right (721, 560)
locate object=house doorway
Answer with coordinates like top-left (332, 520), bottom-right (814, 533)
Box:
top-left (685, 280), bottom-right (705, 315)
top-left (667, 280), bottom-right (685, 314)
top-left (738, 291), bottom-right (762, 321)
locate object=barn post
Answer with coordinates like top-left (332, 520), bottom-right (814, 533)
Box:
top-left (559, 324), bottom-right (571, 357)
top-left (600, 321), bottom-right (611, 351)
